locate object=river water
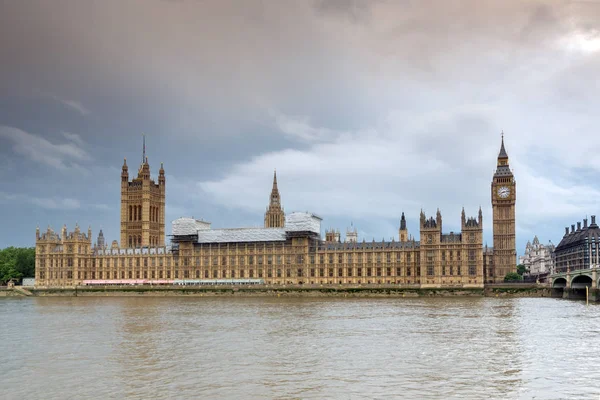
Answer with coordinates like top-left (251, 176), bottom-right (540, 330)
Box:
top-left (1, 297), bottom-right (600, 399)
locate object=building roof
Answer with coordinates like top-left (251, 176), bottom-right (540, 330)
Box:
top-left (555, 217), bottom-right (600, 252)
top-left (185, 212), bottom-right (323, 244)
top-left (197, 227), bottom-right (288, 243)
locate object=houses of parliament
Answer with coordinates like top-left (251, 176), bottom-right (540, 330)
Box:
top-left (34, 137), bottom-right (516, 287)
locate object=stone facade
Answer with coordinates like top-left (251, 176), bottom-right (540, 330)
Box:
top-left (489, 134), bottom-right (517, 283)
top-left (119, 145), bottom-right (165, 248)
top-left (35, 137), bottom-right (516, 288)
top-left (519, 236), bottom-right (555, 275)
top-left (554, 216), bottom-right (600, 273)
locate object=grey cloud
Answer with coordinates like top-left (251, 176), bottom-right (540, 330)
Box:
top-left (0, 192), bottom-right (81, 210)
top-left (1, 0), bottom-right (600, 253)
top-left (50, 95), bottom-right (90, 116)
top-left (0, 126), bottom-right (90, 170)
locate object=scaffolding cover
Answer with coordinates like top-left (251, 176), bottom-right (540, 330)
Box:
top-left (285, 212), bottom-right (321, 233)
top-left (172, 217), bottom-right (211, 236)
top-left (193, 212), bottom-right (322, 244)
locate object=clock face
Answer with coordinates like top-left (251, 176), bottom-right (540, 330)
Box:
top-left (497, 186), bottom-right (510, 199)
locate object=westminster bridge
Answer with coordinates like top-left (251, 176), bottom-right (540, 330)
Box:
top-left (550, 266), bottom-right (599, 300)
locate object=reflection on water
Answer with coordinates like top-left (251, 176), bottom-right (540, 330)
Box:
top-left (1, 297), bottom-right (600, 399)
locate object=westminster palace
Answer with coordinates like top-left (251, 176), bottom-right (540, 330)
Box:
top-left (34, 137), bottom-right (517, 287)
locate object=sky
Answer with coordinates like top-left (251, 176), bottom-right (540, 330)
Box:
top-left (1, 0), bottom-right (600, 256)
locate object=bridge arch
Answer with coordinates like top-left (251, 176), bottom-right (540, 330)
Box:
top-left (552, 277), bottom-right (567, 288)
top-left (571, 275), bottom-right (593, 289)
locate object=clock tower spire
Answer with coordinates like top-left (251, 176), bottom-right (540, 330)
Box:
top-left (491, 132), bottom-right (516, 282)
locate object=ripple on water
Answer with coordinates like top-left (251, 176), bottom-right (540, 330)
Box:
top-left (1, 297), bottom-right (600, 399)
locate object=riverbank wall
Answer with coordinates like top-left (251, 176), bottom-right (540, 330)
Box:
top-left (1, 284), bottom-right (557, 298)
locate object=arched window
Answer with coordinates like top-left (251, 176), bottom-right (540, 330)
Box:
top-left (129, 205), bottom-right (132, 221)
top-left (129, 236), bottom-right (132, 248)
top-left (138, 235), bottom-right (141, 247)
top-left (138, 205), bottom-right (142, 221)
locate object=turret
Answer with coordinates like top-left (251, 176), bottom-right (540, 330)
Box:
top-left (478, 206), bottom-right (483, 226)
top-left (97, 229), bottom-right (105, 249)
top-left (436, 209), bottom-right (442, 232)
top-left (346, 223), bottom-right (358, 243)
top-left (61, 224), bottom-right (67, 240)
top-left (36, 226), bottom-right (40, 241)
top-left (159, 162), bottom-right (165, 186)
top-left (121, 158), bottom-right (129, 182)
top-left (399, 212), bottom-right (408, 242)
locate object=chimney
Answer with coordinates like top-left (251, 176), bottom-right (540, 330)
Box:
top-left (571, 224), bottom-right (575, 233)
top-left (565, 227), bottom-right (569, 236)
top-left (577, 222), bottom-right (581, 231)
top-left (593, 215), bottom-right (597, 225)
top-left (584, 218), bottom-right (588, 228)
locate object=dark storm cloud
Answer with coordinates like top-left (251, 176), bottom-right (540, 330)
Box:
top-left (1, 0), bottom-right (600, 255)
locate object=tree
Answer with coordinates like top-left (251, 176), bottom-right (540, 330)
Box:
top-left (504, 272), bottom-right (523, 282)
top-left (0, 247), bottom-right (35, 284)
top-left (516, 264), bottom-right (528, 276)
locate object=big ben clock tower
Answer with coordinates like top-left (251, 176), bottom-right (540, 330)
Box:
top-left (491, 133), bottom-right (516, 282)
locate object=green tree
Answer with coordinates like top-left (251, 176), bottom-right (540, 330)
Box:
top-left (516, 264), bottom-right (528, 276)
top-left (504, 272), bottom-right (523, 282)
top-left (0, 247), bottom-right (35, 284)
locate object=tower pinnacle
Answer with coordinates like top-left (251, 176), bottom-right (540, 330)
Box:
top-left (142, 134), bottom-right (146, 164)
top-left (264, 170), bottom-right (285, 228)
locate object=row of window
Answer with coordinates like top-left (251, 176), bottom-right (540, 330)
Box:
top-left (41, 264), bottom-right (481, 281)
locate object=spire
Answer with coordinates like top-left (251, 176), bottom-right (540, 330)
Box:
top-left (400, 212), bottom-right (406, 230)
top-left (264, 170), bottom-right (285, 228)
top-left (498, 131), bottom-right (508, 159)
top-left (270, 170), bottom-right (280, 204)
top-left (142, 134), bottom-right (146, 164)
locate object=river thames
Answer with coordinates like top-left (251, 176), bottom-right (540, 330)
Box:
top-left (1, 297), bottom-right (599, 399)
